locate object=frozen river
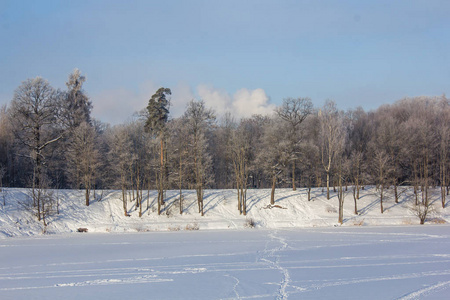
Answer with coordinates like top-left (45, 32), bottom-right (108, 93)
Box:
top-left (1, 226), bottom-right (450, 299)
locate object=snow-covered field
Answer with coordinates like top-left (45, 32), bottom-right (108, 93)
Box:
top-left (1, 187), bottom-right (449, 299)
top-left (0, 186), bottom-right (449, 237)
top-left (1, 226), bottom-right (450, 299)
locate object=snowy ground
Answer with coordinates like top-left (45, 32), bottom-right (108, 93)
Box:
top-left (0, 186), bottom-right (449, 237)
top-left (0, 187), bottom-right (449, 299)
top-left (1, 226), bottom-right (450, 299)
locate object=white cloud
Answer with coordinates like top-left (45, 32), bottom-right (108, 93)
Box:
top-left (197, 85), bottom-right (233, 115)
top-left (232, 88), bottom-right (276, 118)
top-left (91, 82), bottom-right (274, 124)
top-left (197, 85), bottom-right (274, 119)
top-left (92, 81), bottom-right (158, 124)
top-left (170, 82), bottom-right (195, 118)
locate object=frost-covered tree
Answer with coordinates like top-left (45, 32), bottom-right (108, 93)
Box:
top-left (318, 100), bottom-right (345, 200)
top-left (108, 125), bottom-right (132, 216)
top-left (184, 100), bottom-right (215, 216)
top-left (62, 68), bottom-right (92, 128)
top-left (9, 77), bottom-right (63, 222)
top-left (66, 121), bottom-right (99, 206)
top-left (230, 120), bottom-right (252, 215)
top-left (62, 69), bottom-right (98, 205)
top-left (257, 117), bottom-right (290, 205)
top-left (168, 117), bottom-right (190, 214)
top-left (437, 96), bottom-right (450, 208)
top-left (0, 105), bottom-right (13, 188)
top-left (275, 97), bottom-right (313, 191)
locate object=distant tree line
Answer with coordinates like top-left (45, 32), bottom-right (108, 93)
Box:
top-left (0, 70), bottom-right (449, 223)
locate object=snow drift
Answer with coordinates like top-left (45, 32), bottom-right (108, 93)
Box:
top-left (0, 186), bottom-right (449, 238)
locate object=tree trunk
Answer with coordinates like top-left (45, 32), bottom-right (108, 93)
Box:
top-left (85, 187), bottom-right (90, 206)
top-left (356, 181), bottom-right (360, 199)
top-left (292, 161), bottom-right (296, 191)
top-left (353, 187), bottom-right (358, 215)
top-left (380, 185), bottom-right (384, 214)
top-left (122, 185), bottom-right (128, 216)
top-left (326, 171), bottom-right (330, 199)
top-left (242, 185), bottom-right (247, 216)
top-left (179, 155), bottom-right (183, 215)
top-left (237, 180), bottom-right (241, 214)
top-left (338, 175), bottom-right (344, 224)
top-left (197, 185), bottom-right (204, 216)
top-left (394, 180), bottom-right (398, 203)
top-left (270, 175), bottom-right (276, 205)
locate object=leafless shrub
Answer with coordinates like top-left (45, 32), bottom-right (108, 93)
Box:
top-left (411, 202), bottom-right (435, 225)
top-left (19, 184), bottom-right (56, 226)
top-left (185, 223), bottom-right (199, 230)
top-left (245, 218), bottom-right (256, 228)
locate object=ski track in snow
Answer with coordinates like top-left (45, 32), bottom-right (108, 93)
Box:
top-left (397, 280), bottom-right (450, 299)
top-left (1, 232), bottom-right (450, 299)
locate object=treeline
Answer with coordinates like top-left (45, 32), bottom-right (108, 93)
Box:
top-left (0, 69), bottom-right (449, 223)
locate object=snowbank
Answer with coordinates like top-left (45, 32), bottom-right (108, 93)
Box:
top-left (0, 186), bottom-right (448, 238)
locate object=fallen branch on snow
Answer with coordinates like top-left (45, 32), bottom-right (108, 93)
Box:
top-left (262, 204), bottom-right (287, 210)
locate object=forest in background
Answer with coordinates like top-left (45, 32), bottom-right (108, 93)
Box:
top-left (0, 69), bottom-right (448, 224)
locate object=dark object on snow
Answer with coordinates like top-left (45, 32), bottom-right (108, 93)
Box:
top-left (262, 204), bottom-right (287, 209)
top-left (77, 228), bottom-right (88, 233)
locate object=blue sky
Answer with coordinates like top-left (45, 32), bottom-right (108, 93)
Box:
top-left (0, 0), bottom-right (449, 124)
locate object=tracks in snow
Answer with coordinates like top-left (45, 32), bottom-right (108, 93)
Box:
top-left (259, 230), bottom-right (291, 299)
top-left (397, 280), bottom-right (450, 300)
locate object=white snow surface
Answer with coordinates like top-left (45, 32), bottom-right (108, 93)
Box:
top-left (0, 186), bottom-right (448, 237)
top-left (1, 226), bottom-right (450, 299)
top-left (1, 187), bottom-right (450, 299)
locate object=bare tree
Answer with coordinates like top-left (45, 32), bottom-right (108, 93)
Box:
top-left (336, 156), bottom-right (350, 224)
top-left (372, 149), bottom-right (391, 213)
top-left (184, 100), bottom-right (215, 216)
top-left (9, 77), bottom-right (63, 222)
top-left (318, 100), bottom-right (345, 200)
top-left (168, 117), bottom-right (190, 214)
top-left (257, 117), bottom-right (290, 205)
top-left (67, 121), bottom-right (99, 206)
top-left (437, 97), bottom-right (450, 207)
top-left (230, 120), bottom-right (251, 215)
top-left (108, 125), bottom-right (132, 216)
top-left (275, 97), bottom-right (313, 191)
top-left (0, 105), bottom-right (13, 188)
top-left (350, 151), bottom-right (364, 214)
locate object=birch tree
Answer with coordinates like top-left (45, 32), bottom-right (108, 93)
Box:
top-left (318, 100), bottom-right (345, 200)
top-left (230, 120), bottom-right (251, 215)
